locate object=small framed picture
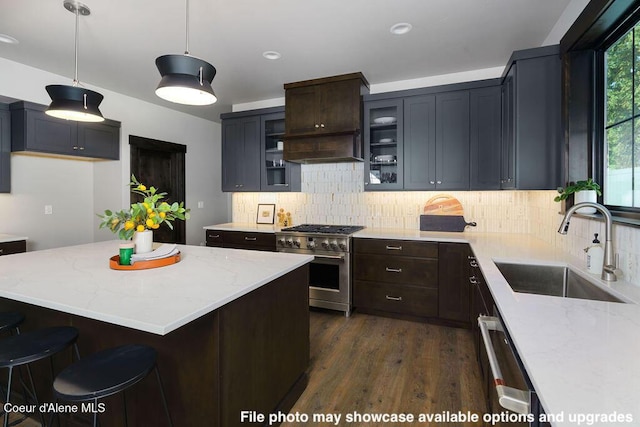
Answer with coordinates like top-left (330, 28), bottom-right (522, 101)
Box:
top-left (256, 204), bottom-right (276, 224)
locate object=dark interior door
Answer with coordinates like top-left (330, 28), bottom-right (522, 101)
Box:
top-left (130, 135), bottom-right (186, 244)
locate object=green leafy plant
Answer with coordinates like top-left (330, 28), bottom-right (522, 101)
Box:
top-left (554, 178), bottom-right (602, 202)
top-left (98, 175), bottom-right (190, 240)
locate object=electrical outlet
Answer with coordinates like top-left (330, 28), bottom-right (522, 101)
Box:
top-left (197, 201), bottom-right (204, 209)
top-left (44, 205), bottom-right (53, 215)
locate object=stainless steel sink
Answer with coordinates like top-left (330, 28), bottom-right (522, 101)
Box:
top-left (495, 262), bottom-right (624, 303)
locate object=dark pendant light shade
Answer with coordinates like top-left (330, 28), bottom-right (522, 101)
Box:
top-left (155, 54), bottom-right (217, 106)
top-left (45, 84), bottom-right (104, 122)
top-left (45, 1), bottom-right (105, 123)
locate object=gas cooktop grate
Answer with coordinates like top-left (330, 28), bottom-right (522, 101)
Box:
top-left (280, 224), bottom-right (365, 235)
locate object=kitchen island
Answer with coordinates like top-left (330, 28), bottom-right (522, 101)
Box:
top-left (0, 241), bottom-right (313, 426)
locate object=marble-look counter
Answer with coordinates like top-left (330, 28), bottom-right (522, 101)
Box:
top-left (0, 233), bottom-right (28, 243)
top-left (0, 241), bottom-right (313, 335)
top-left (355, 228), bottom-right (640, 426)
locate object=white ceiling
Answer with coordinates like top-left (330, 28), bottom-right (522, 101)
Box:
top-left (0, 0), bottom-right (573, 122)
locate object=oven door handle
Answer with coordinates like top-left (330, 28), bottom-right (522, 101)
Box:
top-left (478, 315), bottom-right (531, 415)
top-left (313, 254), bottom-right (345, 261)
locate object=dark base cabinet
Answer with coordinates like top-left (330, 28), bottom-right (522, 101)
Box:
top-left (206, 230), bottom-right (276, 251)
top-left (0, 240), bottom-right (26, 256)
top-left (353, 238), bottom-right (439, 319)
top-left (438, 242), bottom-right (471, 326)
top-left (0, 266), bottom-right (309, 427)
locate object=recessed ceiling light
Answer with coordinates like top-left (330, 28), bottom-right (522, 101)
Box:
top-left (390, 23), bottom-right (412, 35)
top-left (0, 34), bottom-right (19, 44)
top-left (263, 51), bottom-right (282, 60)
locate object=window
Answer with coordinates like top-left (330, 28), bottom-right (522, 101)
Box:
top-left (604, 22), bottom-right (640, 208)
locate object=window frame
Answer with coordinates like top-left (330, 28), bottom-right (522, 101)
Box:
top-left (595, 8), bottom-right (640, 220)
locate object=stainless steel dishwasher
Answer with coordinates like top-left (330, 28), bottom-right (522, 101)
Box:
top-left (478, 310), bottom-right (551, 427)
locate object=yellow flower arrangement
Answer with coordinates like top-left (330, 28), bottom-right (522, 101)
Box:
top-left (98, 175), bottom-right (190, 240)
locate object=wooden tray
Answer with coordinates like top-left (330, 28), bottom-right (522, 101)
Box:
top-left (109, 252), bottom-right (181, 270)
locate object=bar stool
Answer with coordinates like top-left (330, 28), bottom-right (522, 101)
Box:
top-left (0, 326), bottom-right (79, 427)
top-left (52, 344), bottom-right (173, 427)
top-left (0, 312), bottom-right (24, 335)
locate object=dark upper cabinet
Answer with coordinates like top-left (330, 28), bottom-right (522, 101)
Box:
top-left (221, 115), bottom-right (261, 192)
top-left (403, 91), bottom-right (469, 190)
top-left (435, 91), bottom-right (470, 190)
top-left (364, 98), bottom-right (404, 190)
top-left (284, 73), bottom-right (367, 137)
top-left (502, 46), bottom-right (562, 190)
top-left (403, 95), bottom-right (435, 190)
top-left (261, 112), bottom-right (300, 192)
top-left (0, 104), bottom-right (10, 193)
top-left (10, 101), bottom-right (120, 160)
top-left (470, 85), bottom-right (502, 190)
top-left (283, 73), bottom-right (369, 163)
top-left (221, 107), bottom-right (300, 192)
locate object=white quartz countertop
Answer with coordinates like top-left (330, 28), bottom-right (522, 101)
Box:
top-left (0, 234), bottom-right (28, 243)
top-left (0, 241), bottom-right (313, 335)
top-left (355, 228), bottom-right (640, 426)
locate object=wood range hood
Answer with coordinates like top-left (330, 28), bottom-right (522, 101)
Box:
top-left (282, 72), bottom-right (370, 164)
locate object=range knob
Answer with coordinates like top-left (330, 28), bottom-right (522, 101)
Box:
top-left (293, 239), bottom-right (301, 248)
top-left (321, 240), bottom-right (330, 250)
top-left (338, 241), bottom-right (347, 251)
top-left (307, 240), bottom-right (316, 250)
top-left (277, 238), bottom-right (286, 247)
top-left (329, 240), bottom-right (338, 250)
top-left (286, 239), bottom-right (294, 247)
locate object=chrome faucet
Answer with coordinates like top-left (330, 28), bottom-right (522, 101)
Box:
top-left (557, 202), bottom-right (617, 281)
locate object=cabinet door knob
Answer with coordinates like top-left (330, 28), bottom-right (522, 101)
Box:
top-left (320, 123), bottom-right (325, 128)
top-left (429, 181), bottom-right (435, 185)
top-left (436, 180), bottom-right (442, 184)
top-left (79, 146), bottom-right (85, 150)
top-left (73, 146), bottom-right (78, 150)
top-left (314, 124), bottom-right (320, 129)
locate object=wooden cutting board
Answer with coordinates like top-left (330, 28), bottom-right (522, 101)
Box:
top-left (420, 194), bottom-right (476, 232)
top-left (423, 194), bottom-right (464, 216)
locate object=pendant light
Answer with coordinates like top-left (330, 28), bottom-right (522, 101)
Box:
top-left (45, 1), bottom-right (104, 123)
top-left (155, 0), bottom-right (217, 106)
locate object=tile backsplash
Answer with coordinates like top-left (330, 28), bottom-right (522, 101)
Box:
top-left (232, 163), bottom-right (639, 285)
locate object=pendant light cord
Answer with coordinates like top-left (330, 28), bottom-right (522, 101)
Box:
top-left (73, 5), bottom-right (79, 86)
top-left (184, 0), bottom-right (190, 55)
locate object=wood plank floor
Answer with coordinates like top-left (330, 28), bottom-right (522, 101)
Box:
top-left (282, 309), bottom-right (486, 426)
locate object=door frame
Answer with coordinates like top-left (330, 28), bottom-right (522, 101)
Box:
top-left (129, 135), bottom-right (187, 244)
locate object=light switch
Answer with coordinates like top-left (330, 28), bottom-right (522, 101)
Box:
top-left (44, 205), bottom-right (53, 215)
top-left (197, 201), bottom-right (204, 209)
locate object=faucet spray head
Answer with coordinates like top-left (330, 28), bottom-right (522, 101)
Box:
top-left (558, 219), bottom-right (570, 235)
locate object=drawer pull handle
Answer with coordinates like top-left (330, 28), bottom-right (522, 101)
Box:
top-left (385, 295), bottom-right (403, 301)
top-left (244, 237), bottom-right (257, 241)
top-left (469, 260), bottom-right (479, 268)
top-left (385, 245), bottom-right (402, 251)
top-left (469, 276), bottom-right (479, 285)
top-left (0, 249), bottom-right (3, 254)
top-left (208, 234), bottom-right (220, 239)
top-left (385, 267), bottom-right (402, 273)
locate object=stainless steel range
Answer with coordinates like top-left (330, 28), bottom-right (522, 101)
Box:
top-left (276, 224), bottom-right (365, 316)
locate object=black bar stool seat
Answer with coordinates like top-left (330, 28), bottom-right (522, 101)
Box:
top-left (0, 313), bottom-right (24, 334)
top-left (53, 344), bottom-right (173, 426)
top-left (0, 326), bottom-right (78, 368)
top-left (0, 326), bottom-right (79, 427)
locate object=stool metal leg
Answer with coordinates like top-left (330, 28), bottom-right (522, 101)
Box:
top-left (154, 366), bottom-right (173, 427)
top-left (4, 366), bottom-right (12, 427)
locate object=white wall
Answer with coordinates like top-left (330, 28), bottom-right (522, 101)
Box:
top-left (0, 57), bottom-right (229, 250)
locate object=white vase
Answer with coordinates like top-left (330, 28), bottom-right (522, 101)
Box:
top-left (133, 230), bottom-right (153, 254)
top-left (575, 190), bottom-right (597, 214)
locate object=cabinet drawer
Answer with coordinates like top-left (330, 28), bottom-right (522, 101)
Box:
top-left (354, 254), bottom-right (437, 287)
top-left (222, 231), bottom-right (275, 250)
top-left (0, 240), bottom-right (26, 256)
top-left (205, 230), bottom-right (224, 247)
top-left (354, 238), bottom-right (438, 258)
top-left (354, 280), bottom-right (438, 317)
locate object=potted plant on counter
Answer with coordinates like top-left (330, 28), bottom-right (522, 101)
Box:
top-left (554, 178), bottom-right (602, 214)
top-left (98, 175), bottom-right (190, 254)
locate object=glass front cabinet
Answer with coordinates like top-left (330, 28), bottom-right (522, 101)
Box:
top-left (261, 112), bottom-right (300, 192)
top-left (364, 99), bottom-right (404, 190)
